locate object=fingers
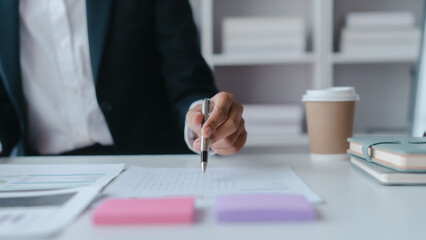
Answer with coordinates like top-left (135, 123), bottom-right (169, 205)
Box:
top-left (192, 138), bottom-right (201, 153)
top-left (193, 122), bottom-right (247, 155)
top-left (209, 103), bottom-right (243, 144)
top-left (201, 92), bottom-right (234, 137)
top-left (213, 130), bottom-right (247, 155)
top-left (211, 129), bottom-right (241, 149)
top-left (185, 105), bottom-right (203, 138)
top-left (211, 118), bottom-right (244, 148)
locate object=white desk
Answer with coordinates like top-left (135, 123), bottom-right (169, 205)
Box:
top-left (2, 151), bottom-right (426, 240)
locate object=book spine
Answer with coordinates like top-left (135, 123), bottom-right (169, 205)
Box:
top-left (346, 11), bottom-right (415, 28)
top-left (224, 31), bottom-right (305, 41)
top-left (224, 37), bottom-right (305, 46)
top-left (223, 17), bottom-right (304, 32)
top-left (341, 45), bottom-right (419, 55)
top-left (223, 46), bottom-right (305, 55)
top-left (341, 27), bottom-right (421, 42)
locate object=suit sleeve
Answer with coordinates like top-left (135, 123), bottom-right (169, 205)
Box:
top-left (155, 0), bottom-right (218, 129)
top-left (0, 77), bottom-right (20, 156)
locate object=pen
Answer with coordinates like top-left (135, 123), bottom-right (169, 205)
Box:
top-left (201, 98), bottom-right (211, 173)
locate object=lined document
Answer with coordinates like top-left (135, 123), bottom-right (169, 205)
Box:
top-left (105, 167), bottom-right (321, 203)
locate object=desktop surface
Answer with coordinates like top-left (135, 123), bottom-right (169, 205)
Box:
top-left (1, 151), bottom-right (425, 240)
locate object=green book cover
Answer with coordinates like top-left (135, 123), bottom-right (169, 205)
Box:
top-left (348, 136), bottom-right (426, 154)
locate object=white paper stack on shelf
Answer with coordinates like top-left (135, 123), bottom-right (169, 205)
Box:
top-left (340, 11), bottom-right (421, 56)
top-left (242, 104), bottom-right (303, 144)
top-left (222, 17), bottom-right (306, 55)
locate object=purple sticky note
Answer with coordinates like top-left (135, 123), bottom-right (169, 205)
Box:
top-left (216, 194), bottom-right (316, 222)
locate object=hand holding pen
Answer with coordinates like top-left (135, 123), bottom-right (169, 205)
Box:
top-left (185, 92), bottom-right (247, 160)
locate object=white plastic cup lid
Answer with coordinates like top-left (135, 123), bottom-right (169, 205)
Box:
top-left (302, 87), bottom-right (360, 102)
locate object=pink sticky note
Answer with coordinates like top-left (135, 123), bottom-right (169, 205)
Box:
top-left (92, 197), bottom-right (195, 225)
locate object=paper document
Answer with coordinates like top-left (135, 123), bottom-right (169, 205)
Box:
top-left (0, 164), bottom-right (124, 191)
top-left (105, 166), bottom-right (321, 203)
top-left (0, 186), bottom-right (101, 238)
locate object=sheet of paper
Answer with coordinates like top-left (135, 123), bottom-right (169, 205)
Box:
top-left (0, 164), bottom-right (124, 191)
top-left (0, 185), bottom-right (101, 238)
top-left (105, 166), bottom-right (321, 203)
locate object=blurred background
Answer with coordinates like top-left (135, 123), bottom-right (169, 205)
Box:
top-left (188, 0), bottom-right (424, 147)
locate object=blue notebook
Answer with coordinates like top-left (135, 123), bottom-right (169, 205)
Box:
top-left (347, 136), bottom-right (426, 172)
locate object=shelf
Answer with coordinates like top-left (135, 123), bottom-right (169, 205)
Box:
top-left (245, 134), bottom-right (309, 147)
top-left (210, 53), bottom-right (314, 66)
top-left (209, 52), bottom-right (418, 66)
top-left (332, 53), bottom-right (419, 64)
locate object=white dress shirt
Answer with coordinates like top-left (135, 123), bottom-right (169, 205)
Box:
top-left (19, 0), bottom-right (115, 154)
top-left (18, 0), bottom-right (197, 155)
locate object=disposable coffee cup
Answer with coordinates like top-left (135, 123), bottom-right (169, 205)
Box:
top-left (302, 87), bottom-right (359, 161)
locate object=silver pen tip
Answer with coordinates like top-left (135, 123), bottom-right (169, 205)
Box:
top-left (201, 161), bottom-right (207, 173)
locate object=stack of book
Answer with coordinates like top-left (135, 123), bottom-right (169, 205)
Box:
top-left (242, 104), bottom-right (303, 145)
top-left (340, 11), bottom-right (421, 56)
top-left (347, 136), bottom-right (426, 185)
top-left (222, 17), bottom-right (306, 55)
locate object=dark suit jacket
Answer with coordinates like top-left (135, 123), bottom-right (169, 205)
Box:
top-left (0, 0), bottom-right (218, 156)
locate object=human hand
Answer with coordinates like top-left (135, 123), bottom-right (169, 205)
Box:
top-left (185, 92), bottom-right (247, 155)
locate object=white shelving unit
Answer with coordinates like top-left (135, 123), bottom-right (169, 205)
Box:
top-left (194, 0), bottom-right (423, 135)
top-left (199, 0), bottom-right (420, 86)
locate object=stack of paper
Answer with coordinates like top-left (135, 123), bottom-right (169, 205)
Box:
top-left (222, 17), bottom-right (306, 55)
top-left (0, 164), bottom-right (124, 238)
top-left (340, 11), bottom-right (421, 56)
top-left (0, 186), bottom-right (102, 238)
top-left (242, 104), bottom-right (303, 142)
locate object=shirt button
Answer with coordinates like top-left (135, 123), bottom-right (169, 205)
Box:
top-left (100, 102), bottom-right (113, 112)
top-left (60, 38), bottom-right (69, 48)
top-left (70, 87), bottom-right (78, 94)
top-left (77, 132), bottom-right (85, 139)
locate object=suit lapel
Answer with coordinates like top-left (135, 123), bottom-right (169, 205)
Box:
top-left (86, 0), bottom-right (113, 85)
top-left (0, 0), bottom-right (26, 121)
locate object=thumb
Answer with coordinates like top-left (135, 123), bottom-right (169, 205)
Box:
top-left (185, 107), bottom-right (204, 138)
